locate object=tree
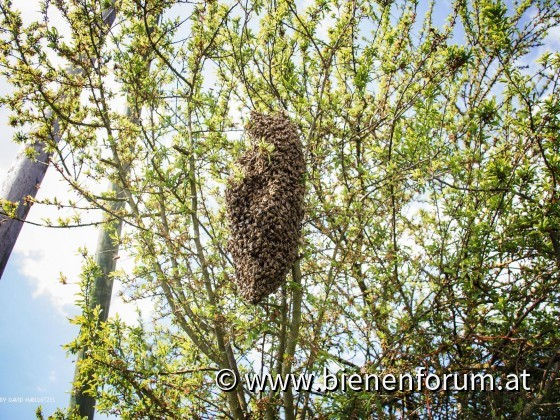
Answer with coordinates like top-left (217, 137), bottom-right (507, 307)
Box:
top-left (68, 110), bottom-right (132, 420)
top-left (1, 0), bottom-right (560, 418)
top-left (70, 18), bottom-right (157, 418)
top-left (0, 3), bottom-right (116, 279)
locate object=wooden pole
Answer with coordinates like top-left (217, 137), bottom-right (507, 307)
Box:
top-left (69, 179), bottom-right (126, 419)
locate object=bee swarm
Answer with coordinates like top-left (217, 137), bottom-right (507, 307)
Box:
top-left (225, 112), bottom-right (305, 304)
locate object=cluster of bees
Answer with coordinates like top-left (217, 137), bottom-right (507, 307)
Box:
top-left (225, 112), bottom-right (305, 304)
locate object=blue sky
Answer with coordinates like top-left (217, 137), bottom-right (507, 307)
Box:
top-left (0, 4), bottom-right (143, 417)
top-left (0, 5), bottom-right (81, 412)
top-left (0, 4), bottom-right (95, 414)
top-left (0, 256), bottom-right (120, 420)
top-left (0, 259), bottom-right (79, 418)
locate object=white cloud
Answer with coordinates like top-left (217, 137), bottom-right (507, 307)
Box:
top-left (13, 166), bottom-right (99, 314)
top-left (12, 166), bottom-right (152, 324)
top-left (1, 0), bottom-right (152, 325)
top-left (542, 25), bottom-right (560, 51)
top-left (1, 135), bottom-right (149, 323)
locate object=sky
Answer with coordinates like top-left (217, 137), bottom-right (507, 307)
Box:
top-left (0, 0), bottom-right (558, 418)
top-left (0, 4), bottom-right (82, 410)
top-left (0, 257), bottom-right (80, 418)
top-left (0, 3), bottom-right (143, 418)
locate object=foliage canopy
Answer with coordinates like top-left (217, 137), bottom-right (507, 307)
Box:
top-left (1, 0), bottom-right (560, 417)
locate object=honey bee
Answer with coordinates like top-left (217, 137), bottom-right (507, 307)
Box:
top-left (225, 112), bottom-right (305, 304)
